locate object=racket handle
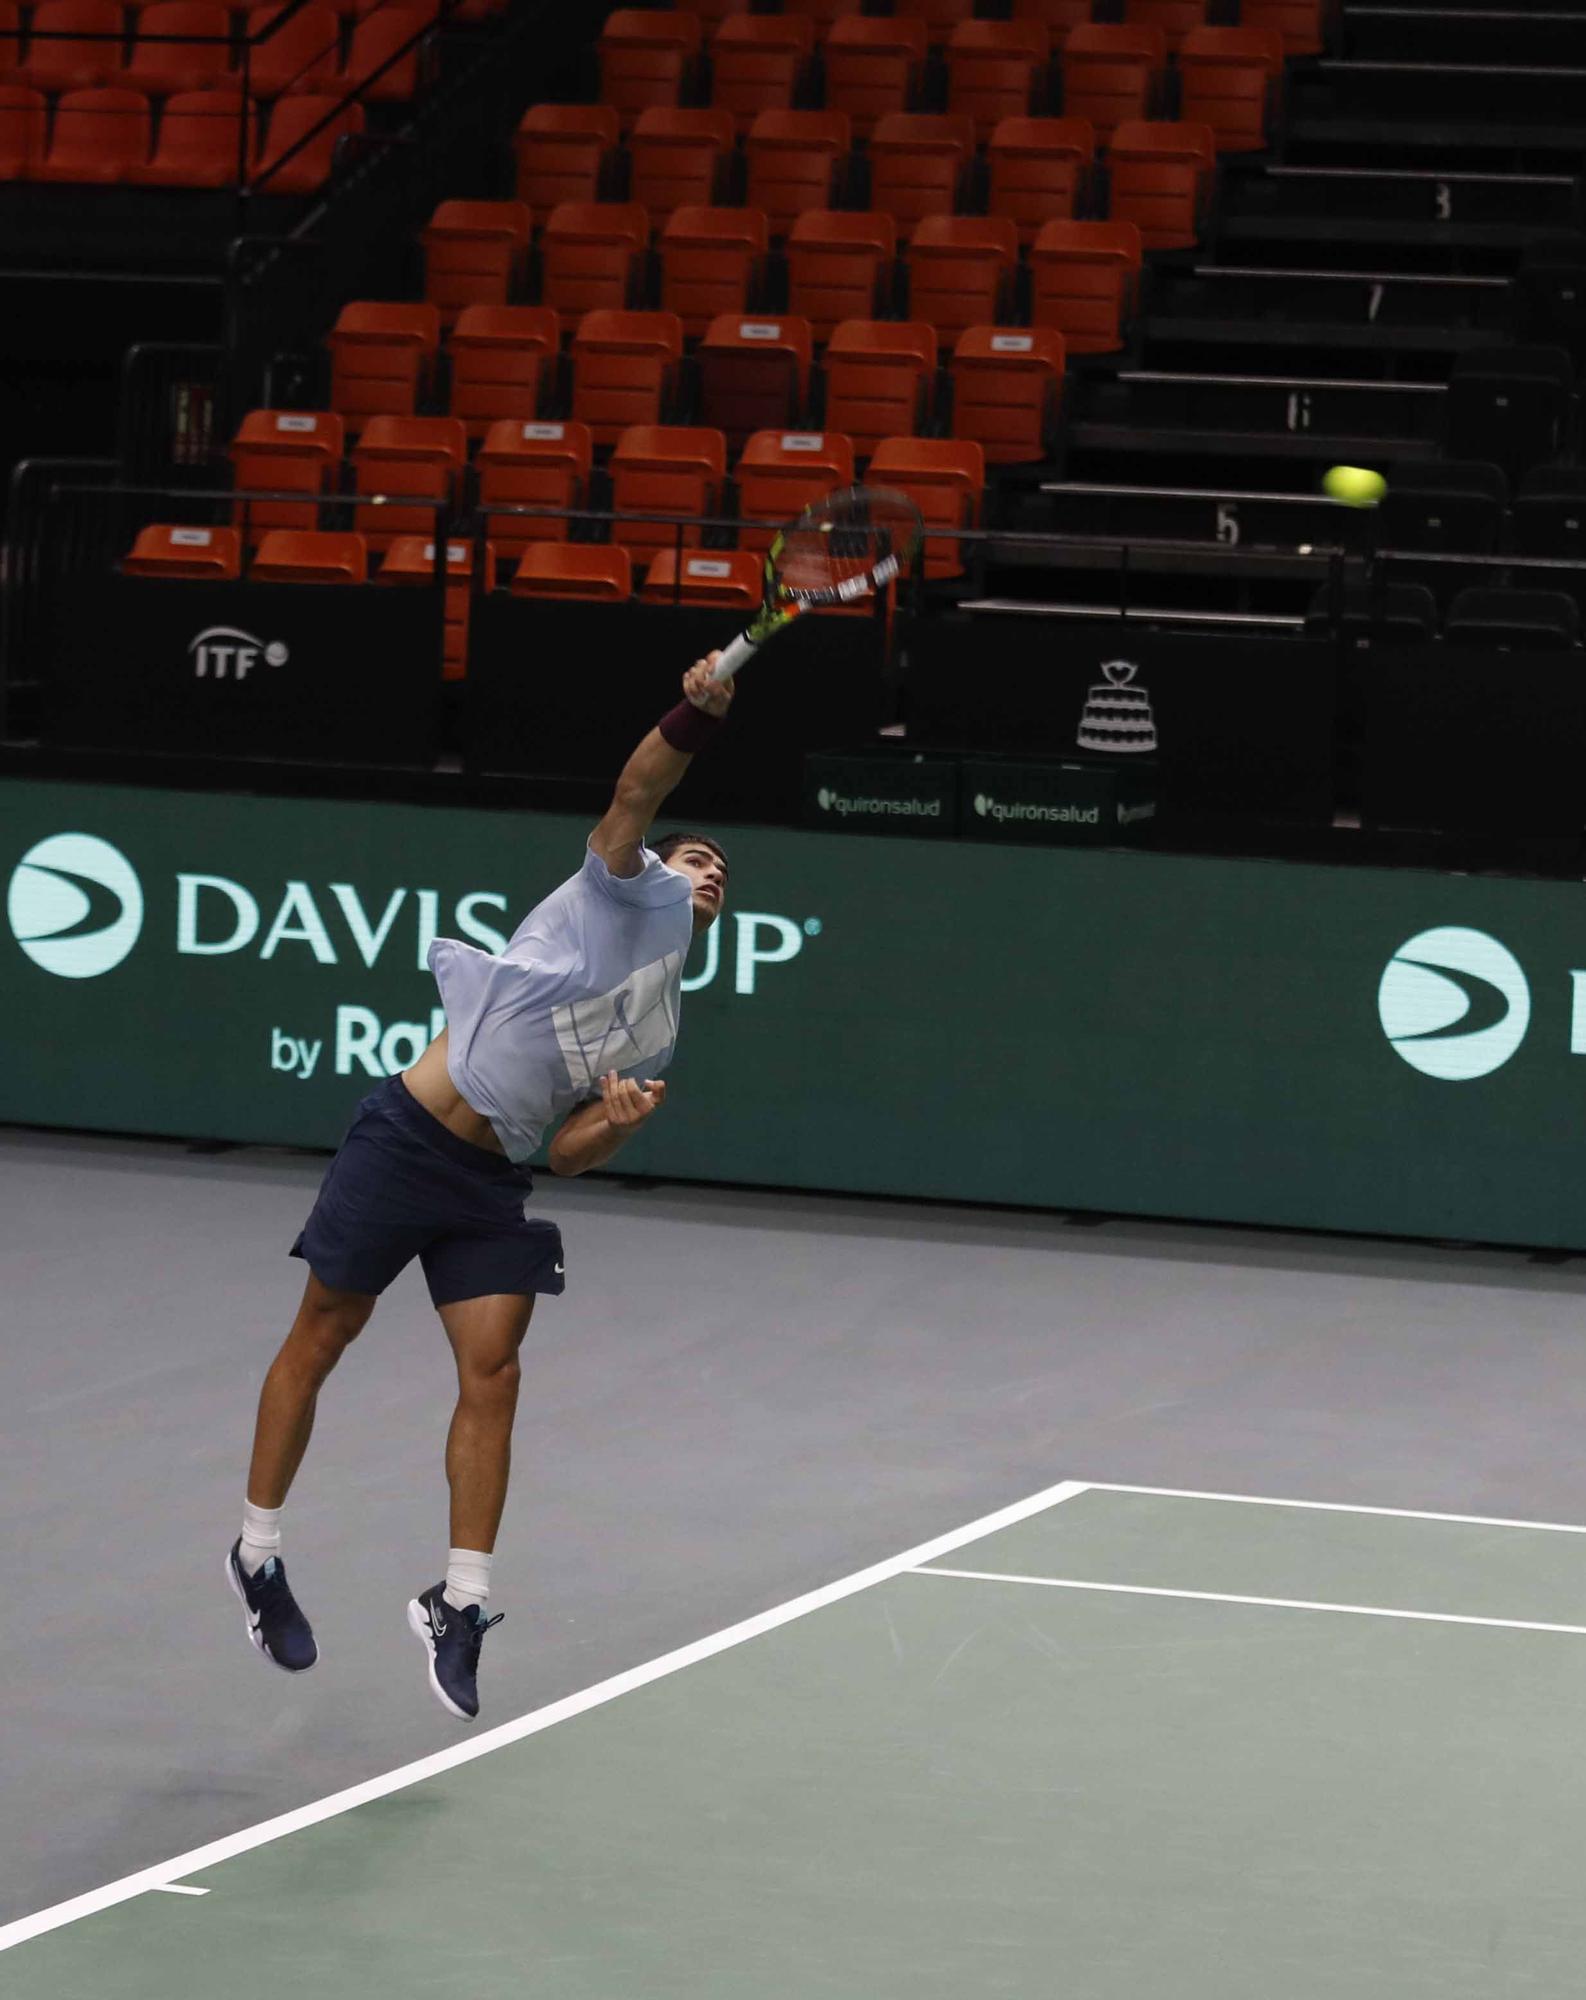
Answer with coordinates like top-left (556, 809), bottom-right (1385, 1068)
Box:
top-left (709, 629), bottom-right (760, 682)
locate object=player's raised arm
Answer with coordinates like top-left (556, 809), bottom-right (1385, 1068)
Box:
top-left (589, 654), bottom-right (735, 878)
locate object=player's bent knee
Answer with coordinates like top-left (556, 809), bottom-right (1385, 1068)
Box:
top-left (460, 1353), bottom-right (521, 1409)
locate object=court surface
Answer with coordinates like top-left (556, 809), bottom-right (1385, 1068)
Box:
top-left (11, 1477), bottom-right (1586, 1996)
top-left (7, 1123), bottom-right (1586, 1992)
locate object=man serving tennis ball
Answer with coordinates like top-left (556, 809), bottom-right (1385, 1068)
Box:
top-left (227, 654), bottom-right (734, 1721)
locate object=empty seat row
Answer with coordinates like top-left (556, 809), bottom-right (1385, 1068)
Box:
top-left (593, 11), bottom-right (1286, 148)
top-left (323, 303), bottom-right (1076, 457)
top-left (225, 410), bottom-right (987, 573)
top-left (0, 80), bottom-right (358, 183)
top-left (515, 110), bottom-right (1213, 248)
top-left (0, 0), bottom-right (433, 99)
top-left (403, 202), bottom-right (1146, 347)
top-left (657, 0), bottom-right (1325, 59)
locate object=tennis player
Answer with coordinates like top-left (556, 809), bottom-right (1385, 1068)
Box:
top-left (227, 654), bottom-right (734, 1720)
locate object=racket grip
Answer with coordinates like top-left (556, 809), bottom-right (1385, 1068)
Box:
top-left (709, 630), bottom-right (760, 682)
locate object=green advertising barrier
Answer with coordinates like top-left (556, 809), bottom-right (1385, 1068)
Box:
top-left (5, 776), bottom-right (1586, 1249)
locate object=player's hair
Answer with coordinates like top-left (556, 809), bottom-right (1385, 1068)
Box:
top-left (653, 831), bottom-right (729, 874)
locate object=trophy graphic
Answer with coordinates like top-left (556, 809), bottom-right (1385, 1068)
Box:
top-left (1076, 659), bottom-right (1158, 754)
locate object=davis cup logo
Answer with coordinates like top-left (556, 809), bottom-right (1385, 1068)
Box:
top-left (1378, 926), bottom-right (1530, 1080)
top-left (7, 832), bottom-right (144, 978)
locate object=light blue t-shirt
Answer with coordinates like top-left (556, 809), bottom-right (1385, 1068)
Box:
top-left (427, 839), bottom-right (694, 1164)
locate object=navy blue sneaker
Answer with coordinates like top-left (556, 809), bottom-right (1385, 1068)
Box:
top-left (226, 1539), bottom-right (318, 1673)
top-left (407, 1583), bottom-right (502, 1721)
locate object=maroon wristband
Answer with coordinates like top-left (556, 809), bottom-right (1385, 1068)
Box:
top-left (658, 699), bottom-right (723, 754)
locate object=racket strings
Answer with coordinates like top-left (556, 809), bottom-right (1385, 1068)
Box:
top-left (772, 487), bottom-right (923, 606)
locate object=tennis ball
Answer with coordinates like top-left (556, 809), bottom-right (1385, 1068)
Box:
top-left (1322, 465), bottom-right (1386, 507)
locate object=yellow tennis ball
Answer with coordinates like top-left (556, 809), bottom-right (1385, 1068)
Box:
top-left (1322, 465), bottom-right (1386, 507)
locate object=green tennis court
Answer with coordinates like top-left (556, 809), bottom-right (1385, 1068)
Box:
top-left (11, 1479), bottom-right (1586, 1998)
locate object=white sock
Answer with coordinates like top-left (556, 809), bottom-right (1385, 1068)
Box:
top-left (239, 1499), bottom-right (283, 1576)
top-left (443, 1547), bottom-right (492, 1613)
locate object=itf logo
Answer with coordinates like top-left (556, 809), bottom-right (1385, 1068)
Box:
top-left (1378, 927), bottom-right (1530, 1080)
top-left (7, 832), bottom-right (144, 978)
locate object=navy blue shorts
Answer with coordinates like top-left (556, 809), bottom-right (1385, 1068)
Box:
top-left (290, 1074), bottom-right (566, 1309)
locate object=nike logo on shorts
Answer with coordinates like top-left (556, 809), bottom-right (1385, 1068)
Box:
top-left (554, 1262), bottom-right (565, 1275)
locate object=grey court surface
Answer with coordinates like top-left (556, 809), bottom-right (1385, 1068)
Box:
top-left (6, 1124), bottom-right (1586, 1990)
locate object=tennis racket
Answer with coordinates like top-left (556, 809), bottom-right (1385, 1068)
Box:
top-left (707, 485), bottom-right (924, 683)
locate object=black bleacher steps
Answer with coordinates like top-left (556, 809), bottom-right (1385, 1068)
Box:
top-left (1111, 369), bottom-right (1444, 440)
top-left (1281, 114), bottom-right (1586, 172)
top-left (1343, 6), bottom-right (1586, 64)
top-left (1303, 59), bottom-right (1586, 121)
top-left (1233, 164), bottom-right (1581, 228)
top-left (1142, 317), bottom-right (1508, 380)
top-left (1209, 215), bottom-right (1564, 276)
top-left (1157, 264), bottom-right (1512, 330)
top-left (1063, 422), bottom-right (1436, 491)
top-left (1037, 480), bottom-right (1375, 553)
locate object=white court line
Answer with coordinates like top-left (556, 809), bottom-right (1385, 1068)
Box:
top-left (0, 1477), bottom-right (1091, 1954)
top-left (1086, 1481), bottom-right (1586, 1536)
top-left (150, 1886), bottom-right (208, 1898)
top-left (914, 1566), bottom-right (1586, 1637)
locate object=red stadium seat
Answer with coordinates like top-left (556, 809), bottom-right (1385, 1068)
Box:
top-left (949, 324), bottom-right (1065, 463)
top-left (866, 436), bottom-right (982, 576)
top-left (597, 10), bottom-right (700, 132)
top-left (821, 320), bottom-right (935, 457)
top-left (744, 109), bottom-right (850, 238)
top-left (734, 428), bottom-right (854, 550)
top-left (340, 5), bottom-right (431, 103)
top-left (255, 92), bottom-right (362, 193)
top-left (867, 112), bottom-right (975, 237)
top-left (1028, 216), bottom-right (1140, 352)
top-left (476, 417), bottom-right (592, 553)
top-left (513, 102), bottom-right (618, 211)
top-left (1105, 118), bottom-right (1214, 248)
top-left (326, 298), bottom-right (440, 428)
top-left (640, 547), bottom-right (761, 607)
top-left (1122, 0), bottom-right (1207, 52)
top-left (781, 0), bottom-right (863, 22)
top-left (627, 105), bottom-right (735, 220)
top-left (906, 214), bottom-right (1018, 338)
top-left (540, 201), bottom-right (649, 318)
top-left (670, 0), bottom-right (750, 26)
top-left (509, 543), bottom-right (632, 600)
top-left (946, 20), bottom-right (1049, 144)
top-left (0, 3), bottom-right (19, 80)
top-left (0, 85), bottom-right (46, 178)
top-left (658, 204), bottom-right (768, 339)
top-left (709, 13), bottom-right (813, 135)
top-left (33, 87), bottom-right (150, 181)
top-left (609, 423), bottom-right (727, 557)
top-left (229, 408), bottom-right (343, 541)
top-left (376, 536), bottom-right (493, 681)
top-left (569, 308), bottom-right (684, 447)
top-left (821, 15), bottom-right (926, 140)
top-left (351, 413), bottom-right (466, 552)
top-left (242, 4), bottom-right (338, 100)
top-left (1240, 0), bottom-right (1327, 58)
top-left (22, 0), bottom-right (125, 93)
top-left (1012, 0), bottom-right (1096, 45)
top-left (785, 209), bottom-right (896, 344)
top-left (1176, 27), bottom-right (1284, 153)
top-left (251, 529), bottom-right (367, 582)
top-left (129, 87), bottom-right (256, 185)
top-left (892, 0), bottom-right (975, 43)
top-left (126, 2), bottom-right (231, 96)
top-left (986, 115), bottom-right (1094, 246)
top-left (447, 304), bottom-right (559, 439)
top-left (123, 523), bottom-right (243, 578)
top-left (1059, 23), bottom-right (1165, 142)
top-left (421, 199), bottom-right (532, 326)
top-left (696, 313), bottom-right (812, 449)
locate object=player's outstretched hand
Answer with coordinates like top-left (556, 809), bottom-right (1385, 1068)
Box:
top-left (683, 654), bottom-right (733, 717)
top-left (601, 1072), bottom-right (667, 1128)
